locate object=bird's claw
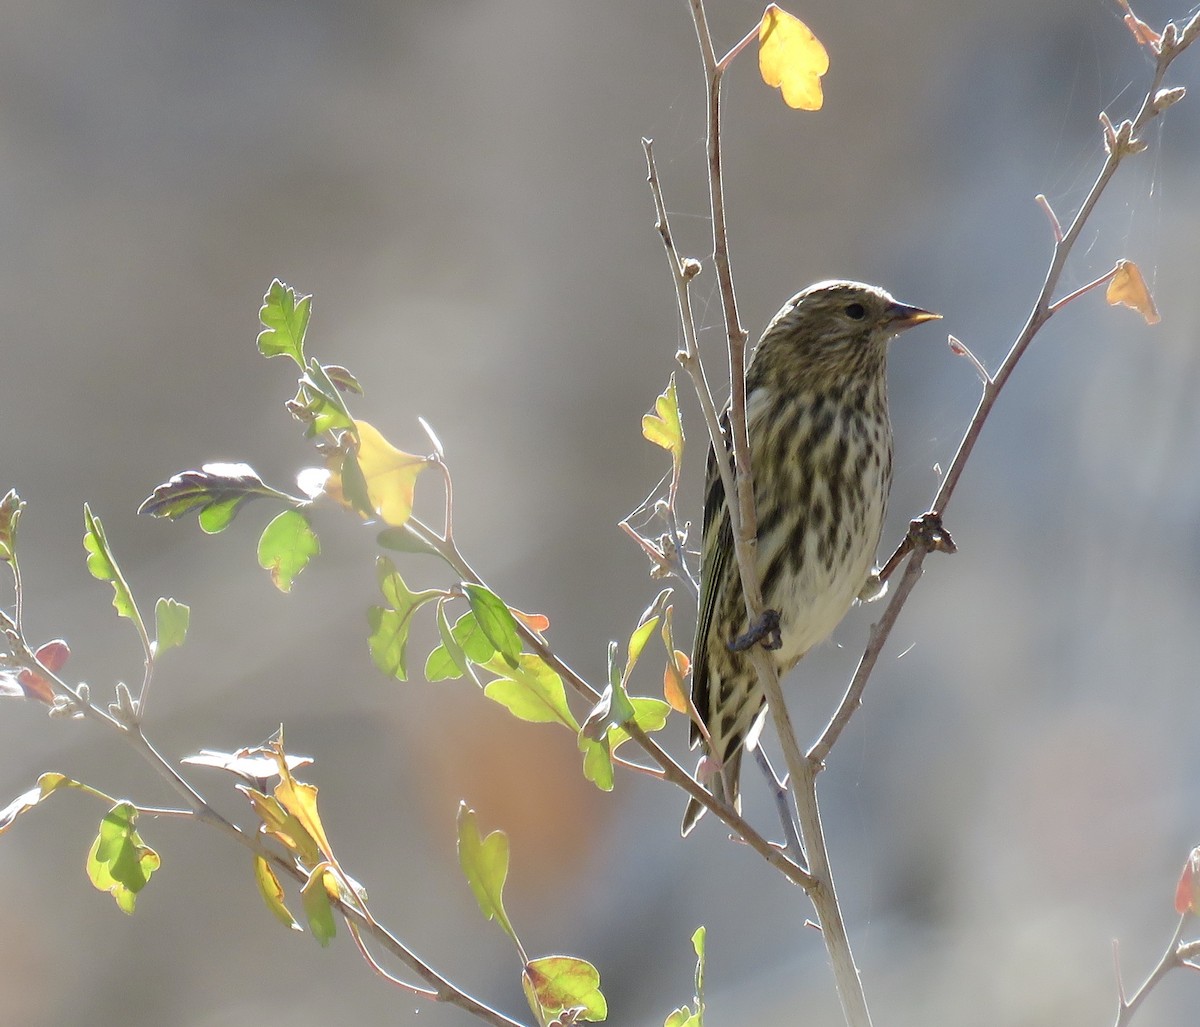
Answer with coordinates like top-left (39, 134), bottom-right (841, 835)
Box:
top-left (909, 512), bottom-right (957, 554)
top-left (730, 609), bottom-right (782, 652)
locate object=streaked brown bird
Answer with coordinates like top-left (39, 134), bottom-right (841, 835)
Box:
top-left (683, 280), bottom-right (939, 835)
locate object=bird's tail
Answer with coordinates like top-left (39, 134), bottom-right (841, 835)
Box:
top-left (680, 745), bottom-right (744, 836)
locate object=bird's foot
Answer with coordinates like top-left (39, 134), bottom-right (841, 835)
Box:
top-left (730, 608), bottom-right (782, 652)
top-left (909, 511), bottom-right (957, 554)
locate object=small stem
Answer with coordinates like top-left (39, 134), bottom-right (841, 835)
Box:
top-left (1047, 266), bottom-right (1120, 314)
top-left (1034, 193), bottom-right (1064, 242)
top-left (717, 24), bottom-right (759, 71)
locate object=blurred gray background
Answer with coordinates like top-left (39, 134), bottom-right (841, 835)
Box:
top-left (2, 0), bottom-right (1199, 1024)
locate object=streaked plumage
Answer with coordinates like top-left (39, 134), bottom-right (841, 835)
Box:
top-left (683, 280), bottom-right (938, 835)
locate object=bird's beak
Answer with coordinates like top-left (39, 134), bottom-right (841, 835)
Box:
top-left (885, 301), bottom-right (941, 332)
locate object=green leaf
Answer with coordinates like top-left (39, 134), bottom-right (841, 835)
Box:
top-left (663, 927), bottom-right (707, 1027)
top-left (436, 601), bottom-right (470, 677)
top-left (138, 463), bottom-right (294, 532)
top-left (692, 926), bottom-right (706, 1023)
top-left (83, 505), bottom-right (140, 624)
top-left (257, 279), bottom-right (311, 366)
top-left (456, 803), bottom-right (520, 947)
top-left (300, 867), bottom-right (336, 946)
top-left (579, 696), bottom-right (670, 793)
top-left (292, 359), bottom-right (356, 436)
top-left (367, 556), bottom-right (440, 681)
top-left (367, 607), bottom-right (411, 680)
top-left (257, 510), bottom-right (320, 593)
top-left (523, 955), bottom-right (607, 1022)
top-left (86, 802), bottom-right (160, 914)
top-left (424, 644), bottom-right (462, 682)
top-left (153, 598), bottom-right (190, 654)
top-left (254, 854), bottom-right (302, 932)
top-left (578, 733), bottom-right (615, 792)
top-left (0, 488), bottom-right (24, 563)
top-left (427, 609), bottom-right (496, 681)
top-left (464, 583), bottom-right (522, 668)
top-left (452, 611), bottom-right (497, 663)
top-left (197, 497), bottom-right (242, 534)
top-left (579, 681), bottom-right (637, 743)
top-left (608, 697), bottom-right (671, 751)
top-left (483, 654), bottom-right (578, 729)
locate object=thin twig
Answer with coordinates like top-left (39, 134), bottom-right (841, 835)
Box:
top-left (1113, 916), bottom-right (1197, 1027)
top-left (868, 13), bottom-right (1198, 742)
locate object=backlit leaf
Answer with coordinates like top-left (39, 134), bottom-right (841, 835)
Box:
top-left (523, 955), bottom-right (607, 1022)
top-left (257, 279), bottom-right (311, 366)
top-left (257, 509), bottom-right (320, 592)
top-left (1106, 259), bottom-right (1160, 324)
top-left (0, 773), bottom-right (71, 833)
top-left (300, 866), bottom-right (337, 946)
top-left (643, 375), bottom-right (685, 486)
top-left (271, 746), bottom-right (334, 864)
top-left (457, 803), bottom-right (519, 946)
top-left (351, 420), bottom-right (429, 527)
top-left (87, 802), bottom-right (160, 914)
top-left (8, 639), bottom-right (70, 705)
top-left (1176, 846), bottom-right (1200, 915)
top-left (0, 489), bottom-right (23, 562)
top-left (464, 583), bottom-right (523, 668)
top-left (83, 505), bottom-right (139, 623)
top-left (758, 4), bottom-right (829, 111)
top-left (254, 854), bottom-right (302, 931)
top-left (663, 649), bottom-right (691, 714)
top-left (154, 598), bottom-right (190, 654)
top-left (138, 463), bottom-right (292, 533)
top-left (368, 557), bottom-right (441, 681)
top-left (483, 653), bottom-right (577, 729)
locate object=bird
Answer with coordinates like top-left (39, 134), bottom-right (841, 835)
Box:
top-left (682, 280), bottom-right (939, 835)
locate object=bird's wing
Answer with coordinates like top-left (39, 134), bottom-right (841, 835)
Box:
top-left (690, 409), bottom-right (735, 747)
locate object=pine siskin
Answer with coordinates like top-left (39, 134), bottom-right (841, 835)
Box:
top-left (682, 280), bottom-right (939, 836)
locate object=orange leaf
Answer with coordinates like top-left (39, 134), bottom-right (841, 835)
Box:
top-left (353, 419), bottom-right (429, 526)
top-left (663, 649), bottom-right (690, 713)
top-left (1176, 846), bottom-right (1200, 915)
top-left (1106, 259), bottom-right (1160, 325)
top-left (16, 639), bottom-right (70, 705)
top-left (758, 4), bottom-right (829, 111)
top-left (510, 606), bottom-right (550, 633)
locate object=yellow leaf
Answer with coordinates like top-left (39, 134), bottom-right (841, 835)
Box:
top-left (353, 420), bottom-right (429, 527)
top-left (642, 375), bottom-right (684, 466)
top-left (1106, 259), bottom-right (1160, 325)
top-left (271, 748), bottom-right (335, 864)
top-left (758, 4), bottom-right (829, 111)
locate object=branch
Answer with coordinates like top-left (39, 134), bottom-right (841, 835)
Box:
top-left (677, 5), bottom-right (873, 1025)
top-left (404, 516), bottom-right (816, 892)
top-left (1113, 917), bottom-right (1200, 1027)
top-left (4, 616), bottom-right (531, 1027)
top-left (850, 8), bottom-right (1199, 757)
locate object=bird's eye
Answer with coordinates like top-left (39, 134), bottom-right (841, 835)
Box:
top-left (844, 302), bottom-right (866, 320)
